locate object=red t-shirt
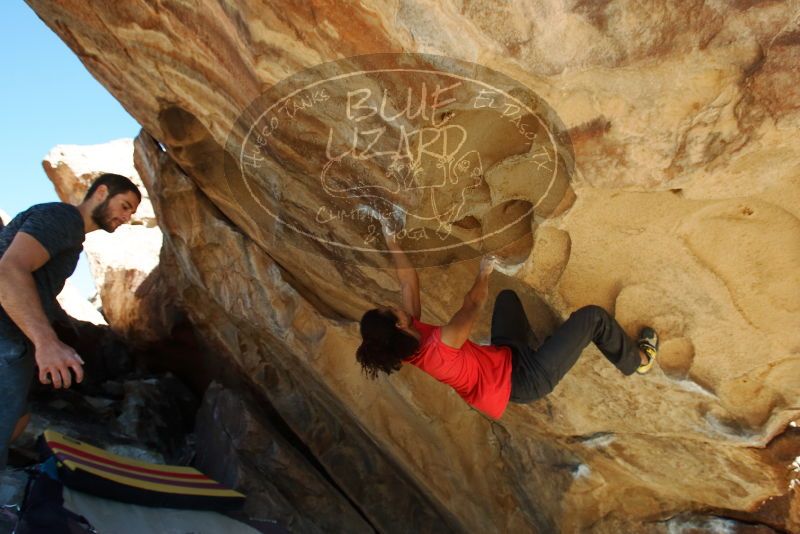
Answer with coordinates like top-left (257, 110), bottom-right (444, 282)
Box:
top-left (405, 318), bottom-right (513, 419)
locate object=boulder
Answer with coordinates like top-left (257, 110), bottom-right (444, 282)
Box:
top-left (56, 279), bottom-right (106, 325)
top-left (27, 1), bottom-right (800, 531)
top-left (43, 139), bottom-right (155, 226)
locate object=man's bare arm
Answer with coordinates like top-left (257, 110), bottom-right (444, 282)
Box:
top-left (440, 257), bottom-right (495, 349)
top-left (0, 232), bottom-right (84, 388)
top-left (384, 225), bottom-right (421, 319)
top-left (0, 233), bottom-right (59, 345)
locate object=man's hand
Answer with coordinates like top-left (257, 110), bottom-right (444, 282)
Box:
top-left (381, 214), bottom-right (404, 247)
top-left (381, 217), bottom-right (397, 243)
top-left (34, 339), bottom-right (84, 389)
top-left (480, 255), bottom-right (496, 278)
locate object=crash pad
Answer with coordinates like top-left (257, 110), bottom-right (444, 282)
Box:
top-left (42, 430), bottom-right (245, 510)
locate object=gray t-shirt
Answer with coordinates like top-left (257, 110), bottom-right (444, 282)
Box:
top-left (0, 203), bottom-right (85, 343)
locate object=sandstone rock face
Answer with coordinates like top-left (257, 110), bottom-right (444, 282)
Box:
top-left (195, 383), bottom-right (374, 533)
top-left (27, 1), bottom-right (800, 532)
top-left (43, 140), bottom-right (174, 343)
top-left (134, 132), bottom-right (461, 532)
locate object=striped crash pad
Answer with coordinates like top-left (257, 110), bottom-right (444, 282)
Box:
top-left (42, 430), bottom-right (246, 511)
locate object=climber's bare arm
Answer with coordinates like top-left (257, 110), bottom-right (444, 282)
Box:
top-left (440, 257), bottom-right (494, 349)
top-left (383, 228), bottom-right (421, 319)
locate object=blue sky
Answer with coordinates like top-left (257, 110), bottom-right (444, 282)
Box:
top-left (1, 3), bottom-right (141, 296)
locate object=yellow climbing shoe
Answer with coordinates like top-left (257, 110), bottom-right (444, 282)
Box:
top-left (636, 327), bottom-right (658, 375)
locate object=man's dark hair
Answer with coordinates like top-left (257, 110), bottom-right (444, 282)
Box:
top-left (84, 173), bottom-right (142, 203)
top-left (356, 308), bottom-right (420, 379)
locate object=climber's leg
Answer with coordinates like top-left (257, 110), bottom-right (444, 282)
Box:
top-left (532, 305), bottom-right (642, 392)
top-left (491, 290), bottom-right (550, 403)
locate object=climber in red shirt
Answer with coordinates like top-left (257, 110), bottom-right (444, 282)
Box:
top-left (356, 221), bottom-right (659, 420)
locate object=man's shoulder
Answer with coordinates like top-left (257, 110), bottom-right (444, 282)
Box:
top-left (14, 203), bottom-right (85, 254)
top-left (27, 202), bottom-right (81, 218)
top-left (24, 203), bottom-right (83, 229)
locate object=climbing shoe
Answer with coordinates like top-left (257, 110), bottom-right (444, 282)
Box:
top-left (636, 326), bottom-right (659, 375)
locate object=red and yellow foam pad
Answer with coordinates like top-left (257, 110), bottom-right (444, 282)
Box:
top-left (42, 429), bottom-right (246, 510)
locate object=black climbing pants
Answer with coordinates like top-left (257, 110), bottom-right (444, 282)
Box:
top-left (490, 290), bottom-right (641, 403)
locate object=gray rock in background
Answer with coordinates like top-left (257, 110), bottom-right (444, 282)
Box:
top-left (195, 383), bottom-right (373, 534)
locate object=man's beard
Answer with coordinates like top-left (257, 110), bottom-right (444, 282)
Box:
top-left (91, 198), bottom-right (116, 232)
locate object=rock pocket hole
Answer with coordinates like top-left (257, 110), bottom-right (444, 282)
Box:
top-left (478, 199), bottom-right (533, 266)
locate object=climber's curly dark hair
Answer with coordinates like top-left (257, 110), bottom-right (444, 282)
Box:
top-left (356, 308), bottom-right (420, 379)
